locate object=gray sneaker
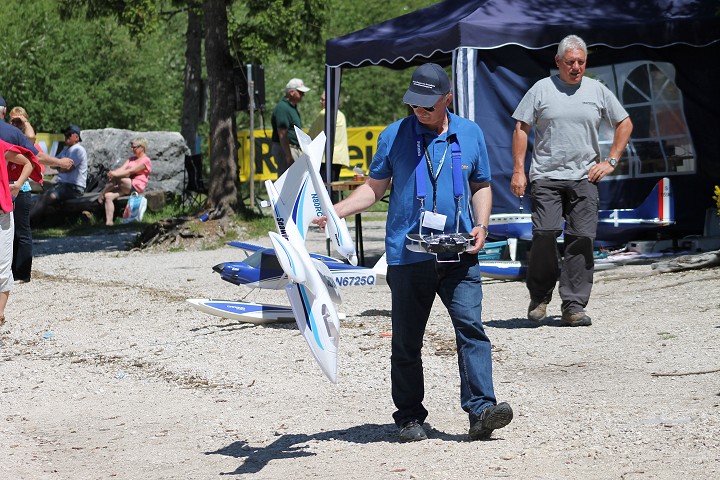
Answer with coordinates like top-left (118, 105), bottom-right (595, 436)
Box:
top-left (561, 311), bottom-right (592, 327)
top-left (469, 402), bottom-right (513, 440)
top-left (398, 420), bottom-right (428, 443)
top-left (527, 300), bottom-right (549, 321)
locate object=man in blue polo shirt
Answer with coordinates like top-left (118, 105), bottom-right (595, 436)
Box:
top-left (325, 63), bottom-right (513, 442)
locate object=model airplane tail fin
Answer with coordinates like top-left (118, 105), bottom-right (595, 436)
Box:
top-left (371, 253), bottom-right (388, 277)
top-left (295, 127), bottom-right (325, 171)
top-left (633, 177), bottom-right (674, 225)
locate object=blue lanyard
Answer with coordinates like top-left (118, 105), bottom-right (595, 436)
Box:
top-left (415, 135), bottom-right (464, 229)
top-left (417, 136), bottom-right (447, 212)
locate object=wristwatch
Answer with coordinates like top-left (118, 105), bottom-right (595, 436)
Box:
top-left (605, 157), bottom-right (619, 167)
top-left (475, 223), bottom-right (489, 237)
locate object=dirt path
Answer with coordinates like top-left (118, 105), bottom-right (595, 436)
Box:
top-left (2, 221), bottom-right (719, 479)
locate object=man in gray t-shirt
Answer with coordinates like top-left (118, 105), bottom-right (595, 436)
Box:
top-left (511, 35), bottom-right (633, 327)
top-left (30, 125), bottom-right (88, 222)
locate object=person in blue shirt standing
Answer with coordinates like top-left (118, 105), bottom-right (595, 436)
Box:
top-left (318, 63), bottom-right (513, 442)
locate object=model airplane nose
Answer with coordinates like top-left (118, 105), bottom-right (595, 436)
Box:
top-left (212, 262), bottom-right (227, 273)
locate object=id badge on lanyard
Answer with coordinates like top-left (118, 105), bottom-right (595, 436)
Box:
top-left (415, 135), bottom-right (464, 233)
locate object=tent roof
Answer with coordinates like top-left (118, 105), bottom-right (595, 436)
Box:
top-left (326, 0), bottom-right (720, 69)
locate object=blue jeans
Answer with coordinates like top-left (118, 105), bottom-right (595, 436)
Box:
top-left (387, 255), bottom-right (497, 427)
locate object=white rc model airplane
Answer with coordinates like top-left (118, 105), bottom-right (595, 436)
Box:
top-left (189, 128), bottom-right (358, 383)
top-left (263, 127), bottom-right (358, 383)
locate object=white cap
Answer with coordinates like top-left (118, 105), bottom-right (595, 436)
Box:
top-left (286, 78), bottom-right (310, 93)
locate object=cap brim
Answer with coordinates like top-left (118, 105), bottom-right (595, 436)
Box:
top-left (296, 86), bottom-right (310, 93)
top-left (403, 90), bottom-right (441, 108)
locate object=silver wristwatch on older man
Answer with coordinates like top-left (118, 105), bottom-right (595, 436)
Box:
top-left (605, 157), bottom-right (618, 167)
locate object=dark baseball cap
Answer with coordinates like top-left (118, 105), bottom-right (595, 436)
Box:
top-left (403, 63), bottom-right (451, 108)
top-left (63, 125), bottom-right (82, 141)
top-left (0, 96), bottom-right (6, 107)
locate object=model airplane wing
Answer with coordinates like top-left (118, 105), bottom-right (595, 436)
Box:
top-left (268, 228), bottom-right (341, 383)
top-left (311, 257), bottom-right (343, 305)
top-left (226, 240), bottom-right (265, 254)
top-left (214, 252), bottom-right (385, 289)
top-left (286, 282), bottom-right (340, 383)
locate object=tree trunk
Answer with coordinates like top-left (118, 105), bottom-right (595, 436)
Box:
top-left (202, 0), bottom-right (238, 217)
top-left (180, 2), bottom-right (203, 153)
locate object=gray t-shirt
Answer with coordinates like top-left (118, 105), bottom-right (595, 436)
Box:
top-left (512, 75), bottom-right (629, 181)
top-left (57, 143), bottom-right (88, 189)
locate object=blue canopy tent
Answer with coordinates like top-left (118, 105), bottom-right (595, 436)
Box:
top-left (324, 0), bottom-right (720, 235)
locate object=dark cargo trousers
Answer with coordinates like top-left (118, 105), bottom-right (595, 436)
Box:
top-left (526, 179), bottom-right (598, 315)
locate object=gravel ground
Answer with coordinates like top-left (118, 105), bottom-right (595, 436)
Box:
top-left (1, 219), bottom-right (719, 479)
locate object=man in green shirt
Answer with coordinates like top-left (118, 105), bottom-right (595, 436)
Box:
top-left (271, 78), bottom-right (310, 176)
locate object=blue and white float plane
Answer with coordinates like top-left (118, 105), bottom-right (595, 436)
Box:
top-left (261, 128), bottom-right (353, 382)
top-left (189, 129), bottom-right (358, 382)
top-left (187, 126), bottom-right (374, 325)
top-left (486, 177), bottom-right (675, 246)
top-left (478, 177), bottom-right (675, 280)
top-left (213, 241), bottom-right (386, 290)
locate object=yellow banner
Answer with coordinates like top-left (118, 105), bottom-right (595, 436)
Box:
top-left (35, 133), bottom-right (66, 156)
top-left (237, 126), bottom-right (385, 182)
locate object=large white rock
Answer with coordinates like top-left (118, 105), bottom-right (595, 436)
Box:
top-left (81, 128), bottom-right (191, 193)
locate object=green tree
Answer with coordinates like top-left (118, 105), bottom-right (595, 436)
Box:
top-left (0, 0), bottom-right (183, 133)
top-left (0, 0), bottom-right (440, 219)
top-left (274, 0), bottom-right (438, 128)
top-left (203, 0), bottom-right (238, 217)
top-left (52, 0), bottom-right (327, 217)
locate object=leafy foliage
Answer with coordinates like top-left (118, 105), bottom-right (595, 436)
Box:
top-left (57, 0), bottom-right (161, 39)
top-left (229, 0), bottom-right (326, 63)
top-left (1, 0), bottom-right (436, 134)
top-left (1, 0), bottom-right (183, 133)
top-left (235, 0), bottom-right (437, 130)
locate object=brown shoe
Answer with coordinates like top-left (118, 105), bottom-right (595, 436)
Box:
top-left (527, 300), bottom-right (549, 321)
top-left (561, 311), bottom-right (592, 327)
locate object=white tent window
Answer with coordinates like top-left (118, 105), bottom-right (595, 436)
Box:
top-left (588, 61), bottom-right (695, 178)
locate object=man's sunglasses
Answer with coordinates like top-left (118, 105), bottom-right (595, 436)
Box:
top-left (409, 104), bottom-right (437, 113)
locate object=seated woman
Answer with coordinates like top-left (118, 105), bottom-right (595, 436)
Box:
top-left (98, 137), bottom-right (152, 226)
